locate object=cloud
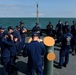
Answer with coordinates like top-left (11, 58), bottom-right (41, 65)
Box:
top-left (40, 10), bottom-right (76, 18)
top-left (0, 3), bottom-right (76, 17)
top-left (0, 4), bottom-right (35, 17)
top-left (0, 4), bottom-right (35, 9)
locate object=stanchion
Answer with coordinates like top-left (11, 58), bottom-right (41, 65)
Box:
top-left (43, 36), bottom-right (55, 75)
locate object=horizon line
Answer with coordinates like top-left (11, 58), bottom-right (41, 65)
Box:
top-left (0, 17), bottom-right (76, 18)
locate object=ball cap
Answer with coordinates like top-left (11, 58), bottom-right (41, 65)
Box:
top-left (32, 32), bottom-right (39, 37)
top-left (20, 21), bottom-right (24, 24)
top-left (0, 26), bottom-right (5, 30)
top-left (8, 26), bottom-right (14, 30)
top-left (16, 25), bottom-right (20, 28)
top-left (3, 31), bottom-right (10, 36)
top-left (36, 22), bottom-right (38, 25)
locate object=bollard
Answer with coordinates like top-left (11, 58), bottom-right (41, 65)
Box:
top-left (43, 36), bottom-right (55, 75)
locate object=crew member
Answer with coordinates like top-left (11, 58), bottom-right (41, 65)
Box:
top-left (55, 20), bottom-right (64, 43)
top-left (32, 23), bottom-right (41, 36)
top-left (13, 25), bottom-right (21, 41)
top-left (0, 26), bottom-right (5, 50)
top-left (71, 22), bottom-right (76, 55)
top-left (63, 21), bottom-right (70, 33)
top-left (23, 32), bottom-right (46, 75)
top-left (46, 22), bottom-right (54, 37)
top-left (1, 31), bottom-right (14, 75)
top-left (58, 27), bottom-right (73, 69)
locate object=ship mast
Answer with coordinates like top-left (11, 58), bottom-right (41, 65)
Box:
top-left (36, 2), bottom-right (38, 23)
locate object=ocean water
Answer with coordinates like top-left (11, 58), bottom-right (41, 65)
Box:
top-left (0, 18), bottom-right (76, 30)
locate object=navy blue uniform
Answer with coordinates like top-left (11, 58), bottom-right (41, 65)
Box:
top-left (1, 37), bottom-right (13, 75)
top-left (63, 25), bottom-right (70, 33)
top-left (72, 36), bottom-right (76, 49)
top-left (0, 26), bottom-right (4, 48)
top-left (56, 23), bottom-right (64, 42)
top-left (71, 25), bottom-right (76, 55)
top-left (15, 41), bottom-right (23, 53)
top-left (59, 32), bottom-right (73, 67)
top-left (20, 27), bottom-right (26, 48)
top-left (13, 30), bottom-right (21, 41)
top-left (13, 31), bottom-right (23, 54)
top-left (9, 41), bottom-right (17, 67)
top-left (71, 25), bottom-right (76, 36)
top-left (71, 25), bottom-right (75, 36)
top-left (32, 26), bottom-right (41, 32)
top-left (32, 25), bottom-right (41, 36)
top-left (46, 24), bottom-right (53, 37)
top-left (23, 41), bottom-right (46, 75)
top-left (0, 32), bottom-right (3, 48)
top-left (71, 35), bottom-right (76, 55)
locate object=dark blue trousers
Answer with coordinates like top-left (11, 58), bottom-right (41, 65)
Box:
top-left (2, 57), bottom-right (10, 75)
top-left (59, 48), bottom-right (70, 66)
top-left (27, 65), bottom-right (43, 75)
top-left (10, 55), bottom-right (16, 66)
top-left (22, 38), bottom-right (25, 47)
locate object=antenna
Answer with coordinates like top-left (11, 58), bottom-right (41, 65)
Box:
top-left (36, 2), bottom-right (38, 23)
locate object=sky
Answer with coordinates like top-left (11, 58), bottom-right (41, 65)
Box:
top-left (0, 0), bottom-right (76, 18)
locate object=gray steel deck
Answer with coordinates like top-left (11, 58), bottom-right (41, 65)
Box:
top-left (0, 36), bottom-right (76, 75)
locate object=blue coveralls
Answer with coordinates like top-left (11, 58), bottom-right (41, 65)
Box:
top-left (71, 25), bottom-right (76, 53)
top-left (32, 26), bottom-right (41, 32)
top-left (13, 30), bottom-right (23, 54)
top-left (15, 41), bottom-right (23, 53)
top-left (9, 40), bottom-right (17, 69)
top-left (56, 23), bottom-right (63, 42)
top-left (32, 26), bottom-right (41, 37)
top-left (0, 32), bottom-right (3, 48)
top-left (23, 41), bottom-right (46, 75)
top-left (1, 37), bottom-right (13, 75)
top-left (59, 32), bottom-right (73, 66)
top-left (13, 30), bottom-right (21, 41)
top-left (63, 25), bottom-right (70, 33)
top-left (46, 25), bottom-right (53, 37)
top-left (71, 25), bottom-right (75, 36)
top-left (71, 36), bottom-right (76, 54)
top-left (20, 27), bottom-right (26, 48)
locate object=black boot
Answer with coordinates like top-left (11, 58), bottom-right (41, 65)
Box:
top-left (11, 65), bottom-right (18, 71)
top-left (58, 64), bottom-right (62, 69)
top-left (63, 63), bottom-right (67, 67)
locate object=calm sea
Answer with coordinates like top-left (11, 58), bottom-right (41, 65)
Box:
top-left (0, 18), bottom-right (76, 30)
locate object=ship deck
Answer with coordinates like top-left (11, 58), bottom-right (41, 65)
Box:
top-left (0, 36), bottom-right (76, 75)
